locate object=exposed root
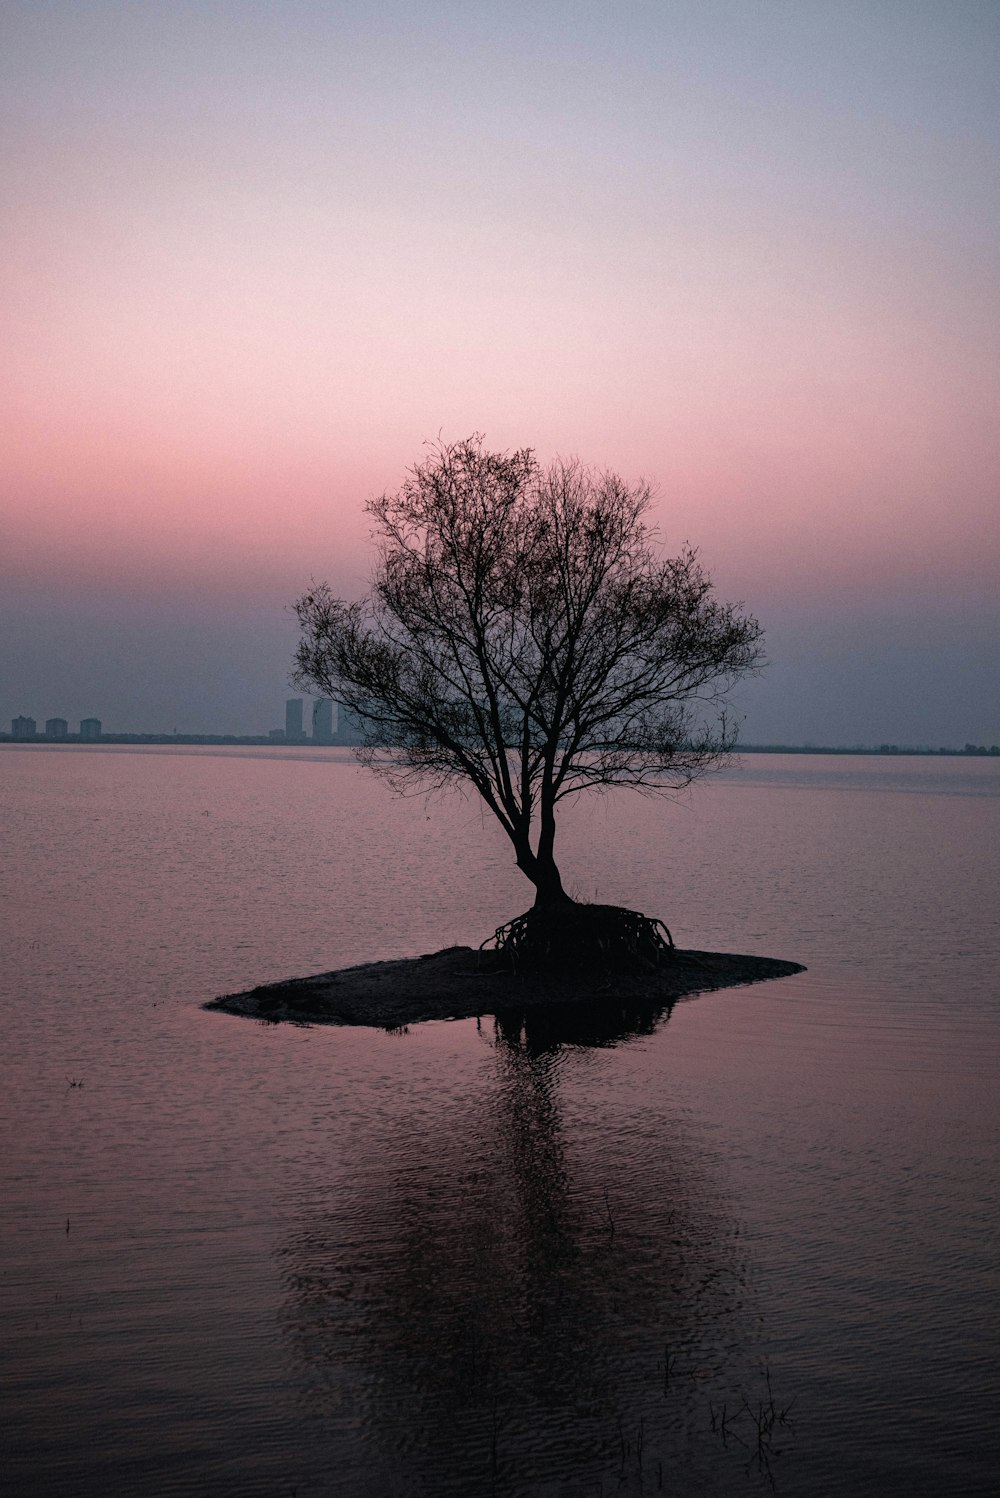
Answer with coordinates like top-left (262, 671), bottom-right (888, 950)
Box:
top-left (482, 902), bottom-right (674, 974)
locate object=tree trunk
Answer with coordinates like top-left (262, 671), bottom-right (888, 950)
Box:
top-left (530, 779), bottom-right (569, 908)
top-left (513, 839), bottom-right (571, 909)
top-left (530, 853), bottom-right (569, 909)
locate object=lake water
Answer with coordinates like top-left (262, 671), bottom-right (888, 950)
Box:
top-left (2, 746), bottom-right (998, 1496)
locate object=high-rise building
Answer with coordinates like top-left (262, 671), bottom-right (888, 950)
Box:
top-left (285, 698), bottom-right (305, 741)
top-left (45, 718), bottom-right (68, 738)
top-left (12, 715), bottom-right (36, 739)
top-left (80, 718), bottom-right (102, 739)
top-left (338, 704), bottom-right (366, 745)
top-left (312, 697), bottom-right (334, 742)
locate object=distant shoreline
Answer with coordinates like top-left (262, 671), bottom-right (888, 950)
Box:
top-left (205, 946), bottom-right (806, 1030)
top-left (2, 735), bottom-right (997, 757)
top-left (0, 734), bottom-right (360, 749)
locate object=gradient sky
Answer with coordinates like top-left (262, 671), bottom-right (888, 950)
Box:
top-left (3, 0), bottom-right (998, 743)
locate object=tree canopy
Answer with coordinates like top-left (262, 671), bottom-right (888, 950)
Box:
top-left (294, 436), bottom-right (764, 917)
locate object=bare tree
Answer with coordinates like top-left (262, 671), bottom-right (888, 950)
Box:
top-left (294, 437), bottom-right (763, 960)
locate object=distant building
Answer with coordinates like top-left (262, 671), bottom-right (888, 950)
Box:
top-left (285, 698), bottom-right (305, 741)
top-left (268, 728), bottom-right (286, 741)
top-left (80, 718), bottom-right (102, 740)
top-left (337, 704), bottom-right (367, 745)
top-left (45, 718), bottom-right (68, 738)
top-left (12, 715), bottom-right (36, 739)
top-left (312, 697), bottom-right (334, 742)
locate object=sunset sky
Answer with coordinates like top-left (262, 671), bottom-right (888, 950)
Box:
top-left (3, 0), bottom-right (998, 744)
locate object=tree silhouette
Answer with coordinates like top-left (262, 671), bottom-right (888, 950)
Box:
top-left (294, 436), bottom-right (763, 964)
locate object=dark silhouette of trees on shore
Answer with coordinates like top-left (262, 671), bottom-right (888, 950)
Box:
top-left (294, 436), bottom-right (763, 960)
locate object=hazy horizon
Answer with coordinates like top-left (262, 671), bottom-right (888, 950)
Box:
top-left (3, 2), bottom-right (998, 745)
top-left (3, 703), bottom-right (996, 753)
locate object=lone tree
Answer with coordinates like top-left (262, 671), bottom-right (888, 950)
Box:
top-left (294, 437), bottom-right (764, 969)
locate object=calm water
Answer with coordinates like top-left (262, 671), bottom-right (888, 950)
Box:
top-left (2, 746), bottom-right (998, 1496)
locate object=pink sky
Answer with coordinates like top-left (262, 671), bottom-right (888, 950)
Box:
top-left (3, 2), bottom-right (998, 742)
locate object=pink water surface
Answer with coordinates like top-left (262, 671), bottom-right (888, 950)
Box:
top-left (2, 747), bottom-right (998, 1495)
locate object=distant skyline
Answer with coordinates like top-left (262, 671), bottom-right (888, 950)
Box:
top-left (3, 2), bottom-right (998, 745)
top-left (4, 700), bottom-right (997, 755)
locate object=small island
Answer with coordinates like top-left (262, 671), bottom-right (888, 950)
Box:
top-left (208, 437), bottom-right (804, 1035)
top-left (206, 946), bottom-right (805, 1029)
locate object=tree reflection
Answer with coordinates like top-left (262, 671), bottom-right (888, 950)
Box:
top-left (492, 992), bottom-right (673, 1055)
top-left (276, 1000), bottom-right (791, 1495)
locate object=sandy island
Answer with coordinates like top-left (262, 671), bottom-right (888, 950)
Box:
top-left (205, 946), bottom-right (805, 1029)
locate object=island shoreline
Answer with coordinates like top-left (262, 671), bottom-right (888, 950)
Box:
top-left (205, 946), bottom-right (806, 1029)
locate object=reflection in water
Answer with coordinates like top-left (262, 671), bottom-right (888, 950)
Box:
top-left (277, 1002), bottom-right (794, 1495)
top-left (492, 993), bottom-right (674, 1055)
